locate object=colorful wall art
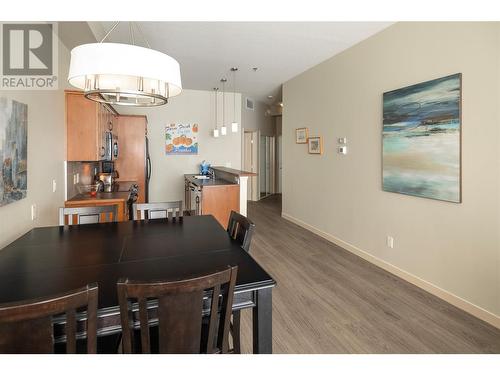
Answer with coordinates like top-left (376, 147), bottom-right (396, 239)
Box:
top-left (0, 98), bottom-right (28, 207)
top-left (382, 74), bottom-right (461, 203)
top-left (165, 123), bottom-right (198, 155)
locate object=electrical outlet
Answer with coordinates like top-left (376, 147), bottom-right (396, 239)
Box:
top-left (338, 146), bottom-right (347, 155)
top-left (386, 236), bottom-right (394, 249)
top-left (52, 179), bottom-right (57, 193)
top-left (31, 204), bottom-right (37, 221)
top-left (225, 162), bottom-right (232, 168)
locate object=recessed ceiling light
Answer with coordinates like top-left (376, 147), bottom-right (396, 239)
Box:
top-left (267, 95), bottom-right (273, 99)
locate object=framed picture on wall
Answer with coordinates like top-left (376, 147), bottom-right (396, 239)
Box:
top-left (308, 136), bottom-right (323, 154)
top-left (296, 127), bottom-right (309, 144)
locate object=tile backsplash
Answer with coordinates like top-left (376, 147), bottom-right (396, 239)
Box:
top-left (66, 161), bottom-right (99, 199)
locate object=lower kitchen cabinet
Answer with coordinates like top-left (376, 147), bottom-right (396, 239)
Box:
top-left (201, 185), bottom-right (240, 228)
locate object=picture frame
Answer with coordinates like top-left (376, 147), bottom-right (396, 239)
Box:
top-left (308, 136), bottom-right (323, 155)
top-left (295, 127), bottom-right (309, 144)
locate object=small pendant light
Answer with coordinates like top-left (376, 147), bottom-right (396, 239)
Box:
top-left (231, 67), bottom-right (239, 132)
top-left (220, 78), bottom-right (227, 136)
top-left (213, 87), bottom-right (219, 137)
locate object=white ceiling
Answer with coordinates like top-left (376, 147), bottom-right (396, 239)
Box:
top-left (68, 22), bottom-right (393, 103)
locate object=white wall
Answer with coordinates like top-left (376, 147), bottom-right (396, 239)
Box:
top-left (0, 26), bottom-right (70, 249)
top-left (120, 89), bottom-right (242, 203)
top-left (282, 22), bottom-right (500, 321)
top-left (241, 97), bottom-right (274, 136)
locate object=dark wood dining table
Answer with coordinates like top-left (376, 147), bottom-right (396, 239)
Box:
top-left (0, 215), bottom-right (276, 353)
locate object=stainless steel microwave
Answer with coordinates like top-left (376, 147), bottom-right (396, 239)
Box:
top-left (104, 131), bottom-right (119, 161)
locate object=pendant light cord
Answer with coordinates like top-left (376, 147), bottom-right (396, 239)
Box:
top-left (99, 21), bottom-right (151, 49)
top-left (214, 88), bottom-right (218, 130)
top-left (100, 21), bottom-right (120, 43)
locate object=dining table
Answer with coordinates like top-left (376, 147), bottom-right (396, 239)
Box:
top-left (0, 214), bottom-right (276, 353)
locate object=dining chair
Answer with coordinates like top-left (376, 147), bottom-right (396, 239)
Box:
top-left (59, 205), bottom-right (118, 226)
top-left (227, 210), bottom-right (256, 252)
top-left (117, 266), bottom-right (238, 354)
top-left (132, 201), bottom-right (183, 221)
top-left (226, 210), bottom-right (255, 353)
top-left (0, 283), bottom-right (98, 354)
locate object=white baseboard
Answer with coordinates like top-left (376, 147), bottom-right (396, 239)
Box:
top-left (281, 212), bottom-right (500, 330)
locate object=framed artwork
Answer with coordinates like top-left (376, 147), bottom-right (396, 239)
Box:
top-left (308, 136), bottom-right (323, 154)
top-left (296, 127), bottom-right (308, 144)
top-left (165, 123), bottom-right (199, 155)
top-left (382, 73), bottom-right (462, 203)
top-left (0, 98), bottom-right (28, 207)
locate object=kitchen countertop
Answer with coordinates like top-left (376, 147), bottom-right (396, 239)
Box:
top-left (66, 191), bottom-right (131, 203)
top-left (211, 166), bottom-right (257, 177)
top-left (184, 174), bottom-right (237, 187)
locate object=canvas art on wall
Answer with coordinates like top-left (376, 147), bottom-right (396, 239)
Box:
top-left (165, 123), bottom-right (198, 155)
top-left (382, 73), bottom-right (461, 203)
top-left (0, 98), bottom-right (28, 207)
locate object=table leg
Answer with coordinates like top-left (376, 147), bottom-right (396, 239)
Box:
top-left (252, 287), bottom-right (272, 354)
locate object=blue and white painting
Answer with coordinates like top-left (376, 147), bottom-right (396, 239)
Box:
top-left (383, 74), bottom-right (461, 203)
top-left (0, 98), bottom-right (28, 206)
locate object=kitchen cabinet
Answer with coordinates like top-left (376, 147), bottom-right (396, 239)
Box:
top-left (66, 90), bottom-right (116, 161)
top-left (184, 175), bottom-right (240, 228)
top-left (113, 115), bottom-right (148, 203)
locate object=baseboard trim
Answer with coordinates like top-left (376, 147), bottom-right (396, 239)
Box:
top-left (281, 212), bottom-right (500, 330)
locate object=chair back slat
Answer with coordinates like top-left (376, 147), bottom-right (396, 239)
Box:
top-left (59, 206), bottom-right (117, 226)
top-left (117, 266), bottom-right (237, 354)
top-left (227, 211), bottom-right (256, 252)
top-left (0, 283), bottom-right (98, 354)
top-left (132, 201), bottom-right (183, 221)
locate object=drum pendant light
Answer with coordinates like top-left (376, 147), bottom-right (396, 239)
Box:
top-left (231, 67), bottom-right (239, 132)
top-left (68, 22), bottom-right (182, 107)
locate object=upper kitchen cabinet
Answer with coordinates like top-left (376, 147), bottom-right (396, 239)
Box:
top-left (65, 90), bottom-right (117, 161)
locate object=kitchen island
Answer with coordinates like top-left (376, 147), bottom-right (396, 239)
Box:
top-left (65, 192), bottom-right (130, 222)
top-left (184, 167), bottom-right (256, 228)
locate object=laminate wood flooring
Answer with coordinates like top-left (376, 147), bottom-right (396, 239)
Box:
top-left (238, 194), bottom-right (500, 353)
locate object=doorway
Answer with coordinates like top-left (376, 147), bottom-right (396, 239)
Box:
top-left (243, 130), bottom-right (258, 201)
top-left (259, 135), bottom-right (275, 199)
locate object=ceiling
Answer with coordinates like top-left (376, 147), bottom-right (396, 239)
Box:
top-left (60, 22), bottom-right (393, 103)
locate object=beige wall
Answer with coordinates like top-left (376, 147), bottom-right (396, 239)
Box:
top-left (120, 89), bottom-right (242, 203)
top-left (0, 27), bottom-right (70, 249)
top-left (283, 22), bottom-right (500, 318)
top-left (241, 97), bottom-right (274, 136)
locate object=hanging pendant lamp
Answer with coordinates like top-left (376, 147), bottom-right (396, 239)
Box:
top-left (213, 87), bottom-right (220, 138)
top-left (67, 22), bottom-right (182, 107)
top-left (231, 67), bottom-right (239, 132)
top-left (220, 78), bottom-right (227, 136)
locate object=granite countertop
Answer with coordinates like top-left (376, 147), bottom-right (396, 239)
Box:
top-left (66, 191), bottom-right (131, 203)
top-left (184, 174), bottom-right (237, 187)
top-left (211, 166), bottom-right (257, 176)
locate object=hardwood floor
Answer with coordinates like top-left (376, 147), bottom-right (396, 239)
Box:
top-left (239, 194), bottom-right (500, 353)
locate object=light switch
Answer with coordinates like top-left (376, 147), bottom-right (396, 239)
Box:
top-left (52, 179), bottom-right (57, 193)
top-left (31, 204), bottom-right (37, 221)
top-left (338, 137), bottom-right (347, 144)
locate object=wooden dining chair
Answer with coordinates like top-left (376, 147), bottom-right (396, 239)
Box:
top-left (0, 283), bottom-right (98, 354)
top-left (227, 210), bottom-right (256, 252)
top-left (226, 210), bottom-right (255, 353)
top-left (59, 206), bottom-right (118, 226)
top-left (132, 201), bottom-right (183, 221)
top-left (117, 266), bottom-right (238, 354)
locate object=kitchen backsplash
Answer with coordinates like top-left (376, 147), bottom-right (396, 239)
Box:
top-left (66, 161), bottom-right (99, 199)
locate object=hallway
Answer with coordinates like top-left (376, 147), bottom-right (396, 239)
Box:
top-left (239, 195), bottom-right (500, 353)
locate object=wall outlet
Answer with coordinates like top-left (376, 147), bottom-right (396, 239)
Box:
top-left (73, 173), bottom-right (79, 185)
top-left (386, 235), bottom-right (394, 249)
top-left (31, 204), bottom-right (37, 221)
top-left (338, 146), bottom-right (347, 155)
top-left (52, 179), bottom-right (57, 193)
top-left (225, 162), bottom-right (232, 168)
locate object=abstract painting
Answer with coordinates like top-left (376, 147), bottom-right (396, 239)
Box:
top-left (165, 123), bottom-right (198, 155)
top-left (0, 98), bottom-right (28, 206)
top-left (382, 74), bottom-right (461, 203)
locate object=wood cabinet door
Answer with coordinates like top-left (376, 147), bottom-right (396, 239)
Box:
top-left (113, 115), bottom-right (147, 203)
top-left (201, 185), bottom-right (240, 228)
top-left (66, 92), bottom-right (99, 161)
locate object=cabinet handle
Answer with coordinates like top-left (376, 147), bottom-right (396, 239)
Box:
top-left (108, 121), bottom-right (113, 131)
top-left (100, 146), bottom-right (106, 157)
